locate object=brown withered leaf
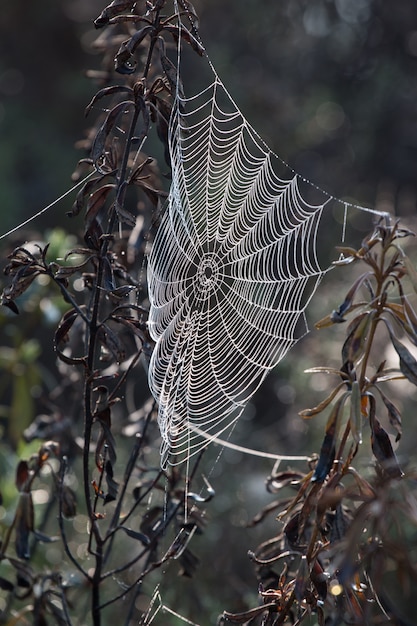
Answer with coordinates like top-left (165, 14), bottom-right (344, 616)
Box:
top-left (377, 388), bottom-right (402, 441)
top-left (312, 394), bottom-right (348, 483)
top-left (334, 272), bottom-right (371, 321)
top-left (85, 184), bottom-right (116, 228)
top-left (94, 0), bottom-right (136, 28)
top-left (349, 381), bottom-right (363, 445)
top-left (342, 311), bottom-right (373, 368)
top-left (54, 309), bottom-right (87, 366)
top-left (84, 216), bottom-right (103, 251)
top-left (266, 470), bottom-right (305, 493)
top-left (299, 381), bottom-right (345, 419)
top-left (97, 323), bottom-right (125, 363)
top-left (92, 101), bottom-right (134, 172)
top-left (114, 199), bottom-right (136, 227)
top-left (295, 555), bottom-right (309, 603)
top-left (69, 177), bottom-right (102, 217)
top-left (54, 257), bottom-right (92, 283)
top-left (368, 394), bottom-right (403, 479)
top-left (2, 265), bottom-right (43, 308)
top-left (95, 406), bottom-right (117, 470)
top-left (403, 255), bottom-right (417, 294)
top-left (85, 85), bottom-right (133, 117)
top-left (222, 603), bottom-right (277, 624)
top-left (104, 459), bottom-right (119, 503)
top-left (107, 285), bottom-right (137, 303)
top-left (388, 326), bottom-right (417, 386)
top-left (123, 25), bottom-right (153, 56)
top-left (102, 256), bottom-right (115, 292)
top-left (61, 485), bottom-right (77, 518)
top-left (15, 492), bottom-right (34, 559)
top-left (15, 460), bottom-right (30, 491)
top-left (55, 309), bottom-right (78, 347)
top-left (371, 416), bottom-right (403, 479)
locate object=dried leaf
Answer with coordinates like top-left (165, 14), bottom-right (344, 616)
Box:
top-left (54, 257), bottom-right (92, 282)
top-left (97, 324), bottom-right (125, 363)
top-left (85, 85), bottom-right (133, 117)
top-left (15, 461), bottom-right (30, 491)
top-left (92, 101), bottom-right (134, 172)
top-left (54, 309), bottom-right (78, 349)
top-left (222, 604), bottom-right (276, 624)
top-left (114, 26), bottom-right (154, 74)
top-left (95, 406), bottom-right (117, 470)
top-left (266, 471), bottom-right (305, 493)
top-left (389, 327), bottom-right (417, 386)
top-left (115, 199), bottom-right (136, 226)
top-left (312, 394), bottom-right (347, 483)
top-left (371, 416), bottom-right (403, 479)
top-left (94, 0), bottom-right (136, 28)
top-left (311, 560), bottom-right (327, 600)
top-left (349, 381), bottom-right (362, 445)
top-left (104, 459), bottom-right (119, 503)
top-left (401, 292), bottom-right (417, 346)
top-left (61, 485), bottom-right (77, 518)
top-left (404, 255), bottom-right (417, 294)
top-left (334, 272), bottom-right (371, 321)
top-left (85, 184), bottom-right (115, 227)
top-left (2, 265), bottom-right (42, 306)
top-left (377, 388), bottom-right (402, 441)
top-left (299, 381), bottom-right (345, 419)
top-left (295, 555), bottom-right (309, 602)
top-left (108, 285), bottom-right (137, 302)
top-left (54, 309), bottom-right (86, 366)
top-left (15, 493), bottom-right (34, 559)
top-left (118, 526), bottom-right (150, 545)
top-left (342, 311), bottom-right (373, 368)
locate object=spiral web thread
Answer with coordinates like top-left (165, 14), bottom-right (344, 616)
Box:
top-left (147, 42), bottom-right (388, 468)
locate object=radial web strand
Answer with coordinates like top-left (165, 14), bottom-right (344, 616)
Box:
top-left (147, 54), bottom-right (389, 467)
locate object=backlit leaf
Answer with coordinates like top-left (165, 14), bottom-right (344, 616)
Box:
top-left (377, 388), bottom-right (402, 441)
top-left (92, 101), bottom-right (134, 172)
top-left (94, 0), bottom-right (136, 28)
top-left (15, 492), bottom-right (34, 559)
top-left (299, 381), bottom-right (345, 419)
top-left (312, 394), bottom-right (348, 483)
top-left (389, 327), bottom-right (417, 386)
top-left (349, 381), bottom-right (362, 445)
top-left (371, 416), bottom-right (403, 479)
top-left (342, 311), bottom-right (373, 367)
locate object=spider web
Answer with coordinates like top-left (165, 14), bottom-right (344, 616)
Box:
top-left (147, 35), bottom-right (387, 467)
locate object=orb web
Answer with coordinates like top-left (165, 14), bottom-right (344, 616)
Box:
top-left (147, 73), bottom-right (335, 466)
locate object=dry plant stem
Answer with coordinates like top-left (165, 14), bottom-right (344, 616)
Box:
top-left (82, 13), bottom-right (165, 624)
top-left (58, 459), bottom-right (90, 580)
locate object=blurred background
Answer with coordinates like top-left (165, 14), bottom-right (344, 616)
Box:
top-left (1, 0), bottom-right (417, 623)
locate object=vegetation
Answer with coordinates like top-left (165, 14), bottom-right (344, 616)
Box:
top-left (0, 2), bottom-right (417, 625)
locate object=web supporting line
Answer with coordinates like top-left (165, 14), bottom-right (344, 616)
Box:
top-left (0, 171), bottom-right (97, 242)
